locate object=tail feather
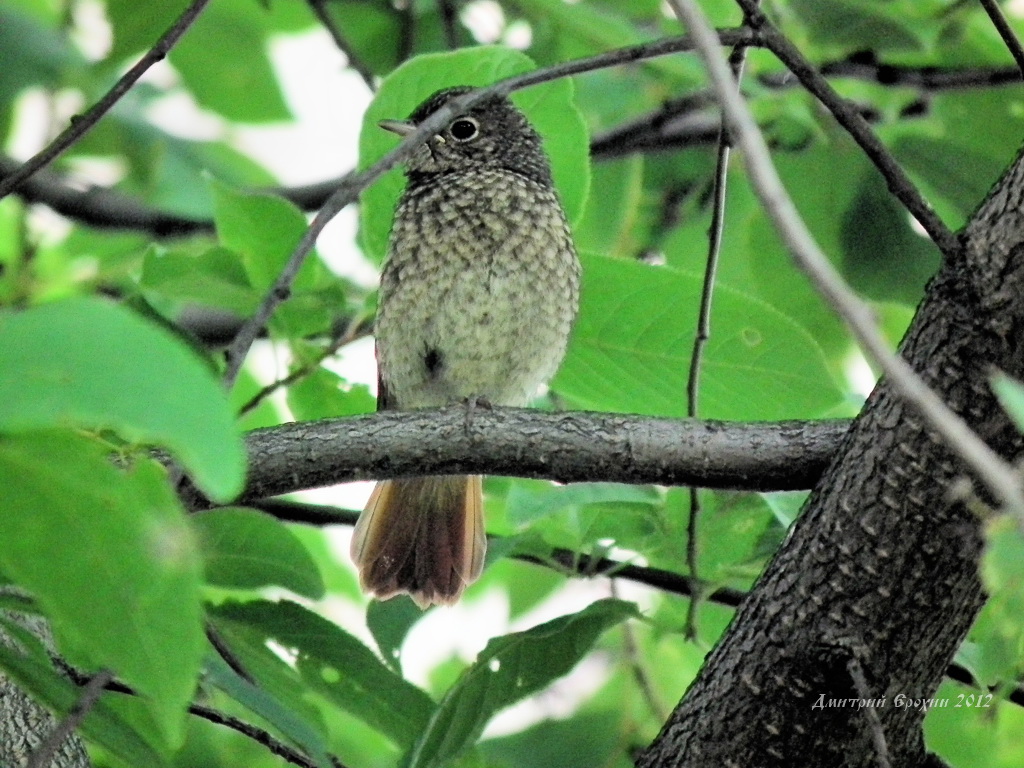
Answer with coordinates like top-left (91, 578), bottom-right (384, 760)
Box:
top-left (351, 475), bottom-right (485, 608)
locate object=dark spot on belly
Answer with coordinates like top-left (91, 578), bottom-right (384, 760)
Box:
top-left (424, 347), bottom-right (443, 378)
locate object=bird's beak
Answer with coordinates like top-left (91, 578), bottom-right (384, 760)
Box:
top-left (379, 119), bottom-right (417, 137)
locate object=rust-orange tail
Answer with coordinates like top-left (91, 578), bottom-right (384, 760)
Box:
top-left (350, 475), bottom-right (485, 608)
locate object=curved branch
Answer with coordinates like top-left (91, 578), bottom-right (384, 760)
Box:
top-left (201, 407), bottom-right (851, 505)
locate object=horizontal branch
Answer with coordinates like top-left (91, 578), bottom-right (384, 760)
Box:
top-left (0, 155), bottom-right (344, 238)
top-left (217, 406), bottom-right (851, 504)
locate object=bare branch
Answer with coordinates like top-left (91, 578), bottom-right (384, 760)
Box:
top-left (684, 8), bottom-right (756, 637)
top-left (181, 408), bottom-right (852, 506)
top-left (0, 0), bottom-right (213, 201)
top-left (978, 0), bottom-right (1024, 80)
top-left (761, 57), bottom-right (1023, 91)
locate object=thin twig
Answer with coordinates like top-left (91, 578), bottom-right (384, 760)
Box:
top-left (0, 0), bottom-right (213, 201)
top-left (188, 703), bottom-right (347, 768)
top-left (238, 313), bottom-right (370, 416)
top-left (397, 0), bottom-right (416, 63)
top-left (978, 0), bottom-right (1024, 79)
top-left (761, 59), bottom-right (1023, 91)
top-left (249, 497), bottom-right (747, 605)
top-left (611, 581), bottom-right (670, 722)
top-left (219, 27), bottom-right (759, 388)
top-left (307, 0), bottom-right (377, 91)
top-left (684, 15), bottom-right (755, 640)
top-left (26, 668), bottom-right (113, 768)
top-left (438, 0), bottom-right (460, 49)
top-left (59, 664), bottom-right (347, 768)
top-left (669, 0), bottom-right (1024, 517)
top-left (732, 0), bottom-right (960, 259)
top-left (206, 623), bottom-right (254, 684)
top-left (847, 656), bottom-right (893, 768)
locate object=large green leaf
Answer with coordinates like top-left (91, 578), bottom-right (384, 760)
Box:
top-left (211, 600), bottom-right (436, 747)
top-left (405, 598), bottom-right (637, 768)
top-left (141, 245), bottom-right (258, 317)
top-left (0, 430), bottom-right (205, 746)
top-left (358, 46), bottom-right (590, 262)
top-left (971, 516), bottom-right (1024, 685)
top-left (0, 297), bottom-right (244, 501)
top-left (553, 253), bottom-right (843, 420)
top-left (192, 507), bottom-right (325, 599)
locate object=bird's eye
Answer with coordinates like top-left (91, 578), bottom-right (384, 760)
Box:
top-left (449, 117), bottom-right (480, 142)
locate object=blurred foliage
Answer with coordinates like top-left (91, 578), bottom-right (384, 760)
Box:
top-left (1, 0), bottom-right (1024, 766)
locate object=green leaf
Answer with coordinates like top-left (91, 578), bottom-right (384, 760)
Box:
top-left (210, 179), bottom-right (307, 290)
top-left (192, 508), bottom-right (325, 599)
top-left (319, 1), bottom-right (403, 75)
top-left (0, 640), bottom-right (169, 766)
top-left (506, 482), bottom-right (660, 528)
top-left (405, 598), bottom-right (637, 768)
top-left (0, 430), bottom-right (205, 746)
top-left (839, 169), bottom-right (941, 304)
top-left (973, 516), bottom-right (1024, 683)
top-left (0, 4), bottom-right (78, 103)
top-left (0, 297), bottom-right (245, 501)
top-left (575, 156), bottom-right (645, 259)
top-left (169, 0), bottom-right (291, 122)
top-left (553, 253), bottom-right (843, 420)
top-left (991, 373), bottom-right (1024, 433)
top-left (206, 607), bottom-right (330, 741)
top-left (286, 369), bottom-right (376, 421)
top-left (209, 179), bottom-right (332, 339)
top-left (789, 0), bottom-right (922, 51)
top-left (142, 245), bottom-right (257, 317)
top-left (359, 46), bottom-right (590, 262)
top-left (204, 652), bottom-right (332, 768)
top-left (211, 600), bottom-right (435, 747)
top-left (513, 0), bottom-right (691, 81)
top-left (480, 709), bottom-right (622, 768)
top-left (366, 596), bottom-right (426, 675)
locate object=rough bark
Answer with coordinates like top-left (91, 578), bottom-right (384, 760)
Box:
top-left (0, 589), bottom-right (91, 768)
top-left (638, 150), bottom-right (1024, 765)
top-left (227, 411), bottom-right (847, 504)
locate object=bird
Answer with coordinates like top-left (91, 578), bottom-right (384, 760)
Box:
top-left (350, 86), bottom-right (581, 608)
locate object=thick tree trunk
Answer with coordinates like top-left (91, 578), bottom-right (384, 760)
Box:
top-left (638, 148), bottom-right (1024, 766)
top-left (0, 589), bottom-right (91, 768)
